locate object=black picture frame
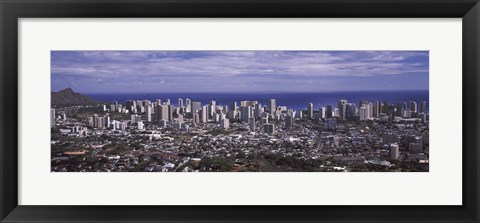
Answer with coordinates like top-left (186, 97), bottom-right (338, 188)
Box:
top-left (1, 0), bottom-right (479, 222)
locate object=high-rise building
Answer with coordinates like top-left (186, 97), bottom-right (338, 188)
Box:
top-left (359, 106), bottom-right (369, 121)
top-left (285, 114), bottom-right (294, 129)
top-left (119, 122), bottom-right (127, 130)
top-left (220, 118), bottom-right (229, 129)
top-left (50, 108), bottom-right (56, 127)
top-left (227, 110), bottom-right (236, 120)
top-left (296, 110), bottom-right (303, 119)
top-left (326, 105), bottom-right (333, 118)
top-left (158, 105), bottom-right (169, 122)
top-left (383, 101), bottom-right (390, 114)
top-left (319, 107), bottom-right (326, 119)
top-left (104, 116), bottom-right (110, 128)
top-left (410, 101), bottom-right (417, 113)
top-left (307, 103), bottom-right (314, 119)
top-left (178, 98), bottom-right (184, 108)
top-left (134, 115), bottom-right (142, 123)
top-left (154, 104), bottom-right (161, 121)
top-left (145, 105), bottom-right (152, 122)
top-left (359, 100), bottom-right (369, 112)
top-left (254, 103), bottom-right (263, 118)
top-left (159, 120), bottom-right (167, 128)
top-left (345, 103), bottom-right (356, 121)
top-left (93, 115), bottom-right (105, 129)
top-left (229, 101), bottom-right (237, 112)
top-left (249, 117), bottom-right (256, 131)
top-left (269, 99), bottom-right (276, 114)
top-left (325, 117), bottom-right (336, 130)
top-left (193, 113), bottom-right (200, 126)
top-left (240, 106), bottom-right (251, 122)
top-left (201, 106), bottom-right (208, 123)
top-left (186, 98), bottom-right (191, 113)
top-left (192, 101), bottom-right (201, 114)
top-left (419, 101), bottom-right (427, 113)
top-left (263, 123), bottom-right (275, 134)
top-left (137, 121), bottom-right (144, 130)
top-left (374, 101), bottom-right (381, 117)
top-left (209, 101), bottom-right (216, 117)
top-left (167, 105), bottom-right (173, 122)
top-left (390, 143), bottom-right (400, 159)
top-left (367, 102), bottom-right (373, 119)
top-left (165, 99), bottom-right (171, 105)
top-left (110, 104), bottom-right (116, 113)
top-left (396, 102), bottom-right (403, 117)
top-left (178, 114), bottom-right (184, 124)
top-left (337, 100), bottom-right (348, 120)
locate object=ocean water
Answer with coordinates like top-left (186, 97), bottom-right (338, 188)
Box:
top-left (87, 90), bottom-right (429, 112)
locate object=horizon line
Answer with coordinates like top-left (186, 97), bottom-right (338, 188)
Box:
top-left (71, 89), bottom-right (429, 94)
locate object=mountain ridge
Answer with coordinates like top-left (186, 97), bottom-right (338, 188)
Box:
top-left (51, 88), bottom-right (103, 105)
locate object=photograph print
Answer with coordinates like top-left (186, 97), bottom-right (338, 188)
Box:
top-left (51, 51), bottom-right (429, 172)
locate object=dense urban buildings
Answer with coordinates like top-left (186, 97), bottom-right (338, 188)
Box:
top-left (50, 50), bottom-right (429, 172)
top-left (51, 97), bottom-right (429, 172)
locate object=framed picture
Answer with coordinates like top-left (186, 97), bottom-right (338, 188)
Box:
top-left (1, 0), bottom-right (479, 222)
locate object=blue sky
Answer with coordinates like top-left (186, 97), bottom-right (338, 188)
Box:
top-left (51, 51), bottom-right (429, 93)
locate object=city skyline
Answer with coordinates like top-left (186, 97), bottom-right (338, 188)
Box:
top-left (51, 51), bottom-right (429, 93)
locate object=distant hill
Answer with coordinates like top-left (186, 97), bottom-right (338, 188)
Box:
top-left (51, 88), bottom-right (102, 105)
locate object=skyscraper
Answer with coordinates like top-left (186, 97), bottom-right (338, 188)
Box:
top-left (263, 123), bottom-right (275, 134)
top-left (137, 121), bottom-right (144, 130)
top-left (178, 98), bottom-right (184, 108)
top-left (390, 143), bottom-right (400, 159)
top-left (145, 105), bottom-right (152, 122)
top-left (359, 106), bottom-right (369, 121)
top-left (240, 106), bottom-right (251, 122)
top-left (105, 116), bottom-right (110, 128)
top-left (229, 101), bottom-right (237, 112)
top-left (192, 101), bottom-right (201, 114)
top-left (186, 98), bottom-right (191, 113)
top-left (410, 101), bottom-right (417, 113)
top-left (193, 113), bottom-right (200, 126)
top-left (285, 114), bottom-right (294, 129)
top-left (359, 100), bottom-right (368, 108)
top-left (159, 104), bottom-right (169, 122)
top-left (373, 101), bottom-right (381, 117)
top-left (345, 103), bottom-right (356, 121)
top-left (396, 102), bottom-right (403, 117)
top-left (209, 100), bottom-right (216, 117)
top-left (337, 100), bottom-right (348, 120)
top-left (307, 103), bottom-right (314, 119)
top-left (220, 118), bottom-right (229, 129)
top-left (419, 101), bottom-right (427, 113)
top-left (249, 117), bottom-right (256, 131)
top-left (201, 105), bottom-right (208, 123)
top-left (269, 99), bottom-right (276, 114)
top-left (383, 101), bottom-right (390, 114)
top-left (254, 103), bottom-right (263, 118)
top-left (326, 105), bottom-right (333, 118)
top-left (319, 107), bottom-right (326, 119)
top-left (50, 108), bottom-right (56, 127)
top-left (167, 105), bottom-right (173, 122)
